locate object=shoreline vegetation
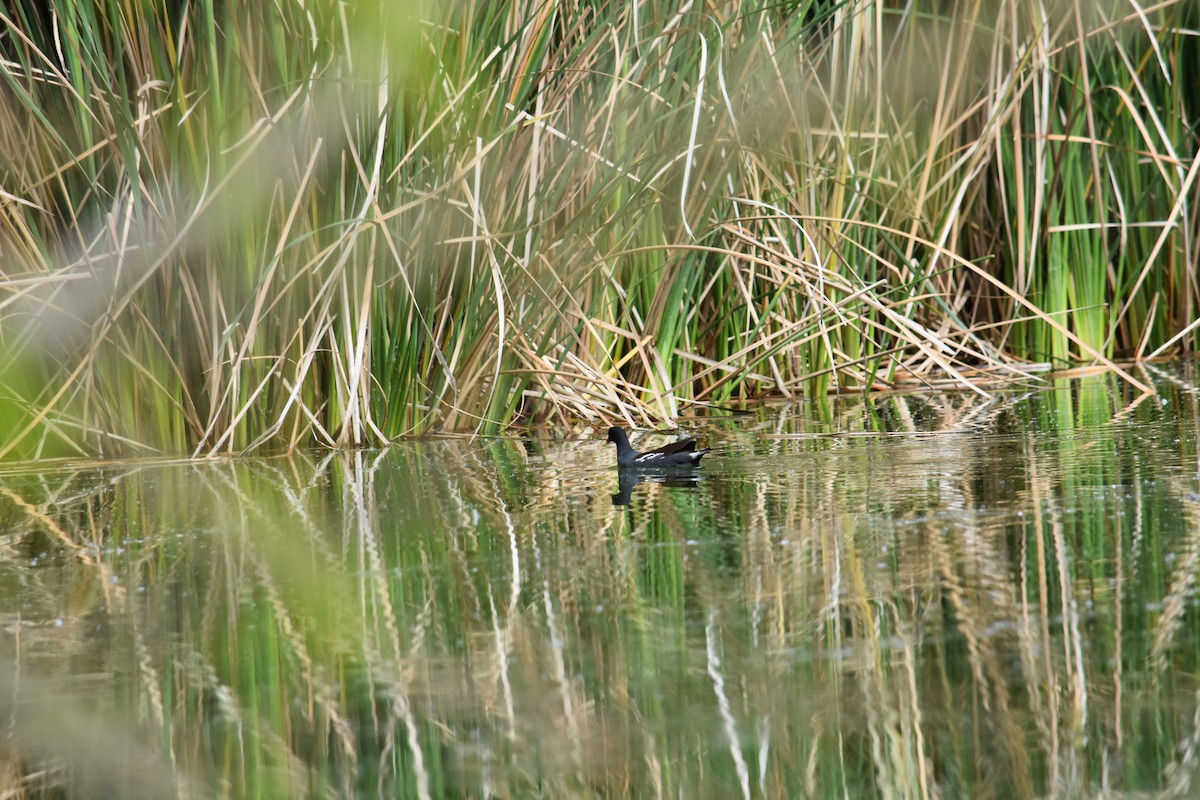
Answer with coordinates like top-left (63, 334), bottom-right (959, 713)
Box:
top-left (0, 0), bottom-right (1196, 457)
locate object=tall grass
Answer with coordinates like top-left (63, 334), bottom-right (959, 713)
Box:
top-left (0, 0), bottom-right (1195, 456)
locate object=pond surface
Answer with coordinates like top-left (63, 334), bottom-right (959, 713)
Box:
top-left (2, 364), bottom-right (1200, 798)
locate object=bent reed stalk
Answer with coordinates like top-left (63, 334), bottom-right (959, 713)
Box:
top-left (0, 0), bottom-right (1195, 457)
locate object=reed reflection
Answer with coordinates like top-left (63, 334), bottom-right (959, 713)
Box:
top-left (0, 369), bottom-right (1198, 796)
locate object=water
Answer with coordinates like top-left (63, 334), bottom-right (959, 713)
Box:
top-left (2, 365), bottom-right (1200, 797)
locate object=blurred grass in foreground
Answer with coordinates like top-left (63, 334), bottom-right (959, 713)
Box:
top-left (0, 0), bottom-right (1196, 456)
top-left (0, 367), bottom-right (1198, 795)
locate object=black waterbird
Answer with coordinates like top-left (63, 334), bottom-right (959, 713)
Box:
top-left (606, 426), bottom-right (710, 468)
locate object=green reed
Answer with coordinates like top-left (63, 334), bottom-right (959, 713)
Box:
top-left (0, 1), bottom-right (1195, 457)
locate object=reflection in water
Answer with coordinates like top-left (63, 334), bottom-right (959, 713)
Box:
top-left (0, 367), bottom-right (1198, 796)
top-left (611, 466), bottom-right (704, 505)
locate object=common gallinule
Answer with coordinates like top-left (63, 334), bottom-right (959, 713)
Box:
top-left (606, 426), bottom-right (710, 467)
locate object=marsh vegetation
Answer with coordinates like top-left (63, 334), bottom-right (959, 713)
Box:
top-left (0, 0), bottom-right (1196, 456)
